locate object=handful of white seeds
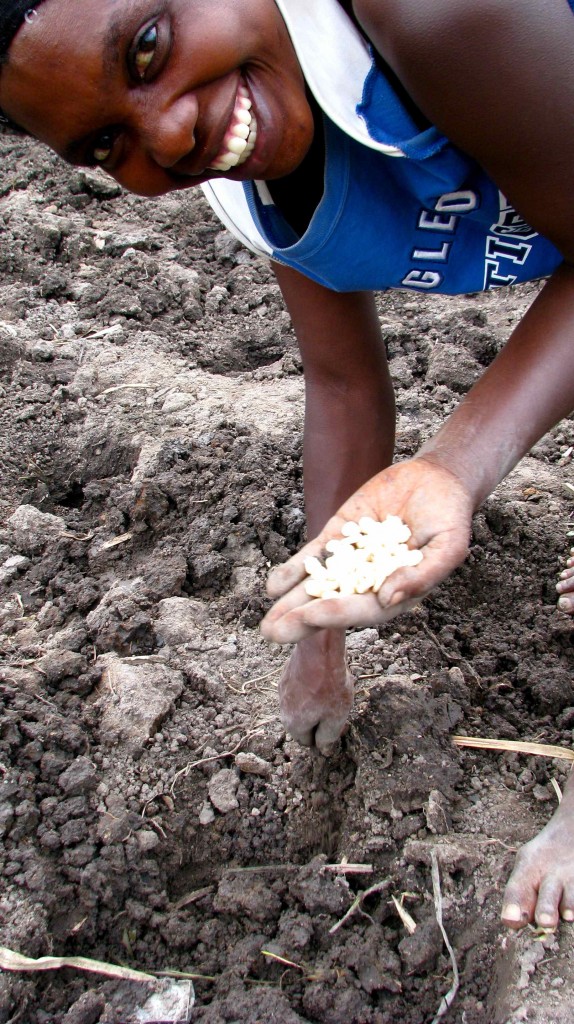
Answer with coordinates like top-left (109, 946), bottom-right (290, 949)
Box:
top-left (303, 515), bottom-right (423, 599)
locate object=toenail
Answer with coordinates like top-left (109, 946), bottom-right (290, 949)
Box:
top-left (563, 909), bottom-right (574, 922)
top-left (558, 596), bottom-right (573, 611)
top-left (502, 903), bottom-right (523, 922)
top-left (538, 912), bottom-right (556, 928)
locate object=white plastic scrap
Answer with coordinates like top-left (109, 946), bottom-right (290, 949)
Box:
top-left (304, 515), bottom-right (423, 599)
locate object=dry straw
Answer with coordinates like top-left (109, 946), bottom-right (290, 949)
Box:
top-left (452, 735), bottom-right (574, 761)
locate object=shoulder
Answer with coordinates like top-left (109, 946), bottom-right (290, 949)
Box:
top-left (352, 0), bottom-right (574, 259)
top-left (351, 0), bottom-right (561, 56)
top-left (352, 0), bottom-right (573, 87)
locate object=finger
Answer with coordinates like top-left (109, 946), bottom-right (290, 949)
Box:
top-left (271, 592), bottom-right (387, 643)
top-left (260, 580), bottom-right (314, 641)
top-left (267, 513), bottom-right (349, 599)
top-left (263, 590), bottom-right (423, 644)
top-left (315, 717), bottom-right (348, 756)
top-left (266, 538), bottom-right (325, 599)
top-left (262, 613), bottom-right (320, 644)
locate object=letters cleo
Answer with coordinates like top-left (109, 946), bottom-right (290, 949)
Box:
top-left (402, 190), bottom-right (536, 291)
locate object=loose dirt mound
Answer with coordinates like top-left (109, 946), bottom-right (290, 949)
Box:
top-left (1, 132), bottom-right (573, 1024)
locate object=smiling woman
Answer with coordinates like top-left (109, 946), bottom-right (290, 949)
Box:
top-left (0, 0), bottom-right (314, 194)
top-left (2, 0), bottom-right (574, 939)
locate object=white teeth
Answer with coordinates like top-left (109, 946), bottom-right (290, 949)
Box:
top-left (227, 135), bottom-right (247, 155)
top-left (208, 83), bottom-right (257, 173)
top-left (232, 121), bottom-right (250, 140)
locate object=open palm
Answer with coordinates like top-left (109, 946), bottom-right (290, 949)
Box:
top-left (261, 457), bottom-right (474, 643)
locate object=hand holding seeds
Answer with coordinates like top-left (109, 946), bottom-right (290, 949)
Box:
top-left (261, 458), bottom-right (475, 644)
top-left (303, 515), bottom-right (423, 599)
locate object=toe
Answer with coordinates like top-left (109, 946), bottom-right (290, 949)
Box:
top-left (557, 593), bottom-right (574, 612)
top-left (501, 850), bottom-right (540, 929)
top-left (560, 880), bottom-right (574, 923)
top-left (535, 876), bottom-right (563, 930)
top-left (500, 901), bottom-right (530, 929)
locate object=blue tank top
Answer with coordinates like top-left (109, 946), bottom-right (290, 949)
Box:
top-left (202, 0), bottom-right (566, 296)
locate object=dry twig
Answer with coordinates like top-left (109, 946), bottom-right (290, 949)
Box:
top-left (329, 879), bottom-right (390, 935)
top-left (430, 851), bottom-right (459, 1023)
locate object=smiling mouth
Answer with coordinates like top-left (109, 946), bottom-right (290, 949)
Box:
top-left (208, 83), bottom-right (258, 172)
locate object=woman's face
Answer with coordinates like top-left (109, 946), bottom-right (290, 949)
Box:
top-left (0, 0), bottom-right (314, 196)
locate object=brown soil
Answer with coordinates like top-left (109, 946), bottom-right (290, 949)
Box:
top-left (1, 130), bottom-right (573, 1024)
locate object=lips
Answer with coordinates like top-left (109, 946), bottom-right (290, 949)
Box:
top-left (207, 82), bottom-right (257, 172)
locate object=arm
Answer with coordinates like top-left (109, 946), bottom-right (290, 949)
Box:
top-left (270, 264), bottom-right (396, 747)
top-left (272, 263), bottom-right (395, 535)
top-left (420, 265), bottom-right (574, 509)
top-left (261, 0), bottom-right (574, 641)
top-left (354, 0), bottom-right (574, 510)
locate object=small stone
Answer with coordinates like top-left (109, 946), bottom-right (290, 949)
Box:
top-left (58, 756), bottom-right (98, 796)
top-left (235, 752), bottom-right (273, 778)
top-left (137, 829), bottom-right (160, 852)
top-left (162, 391), bottom-right (194, 414)
top-left (62, 989), bottom-right (105, 1024)
top-left (132, 978), bottom-right (195, 1023)
top-left (404, 837), bottom-right (481, 875)
top-left (208, 769), bottom-right (239, 814)
top-left (7, 504), bottom-right (67, 554)
top-left (424, 790), bottom-right (452, 835)
top-left (97, 655), bottom-right (184, 754)
top-left (1, 554), bottom-right (29, 576)
top-left (30, 340), bottom-right (55, 362)
top-left (154, 596), bottom-right (210, 646)
top-left (199, 802), bottom-right (215, 826)
top-left (35, 650), bottom-right (86, 684)
top-left (399, 917), bottom-right (443, 974)
top-left (532, 783), bottom-right (553, 803)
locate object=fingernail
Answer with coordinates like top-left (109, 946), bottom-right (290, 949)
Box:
top-left (388, 590), bottom-right (406, 608)
top-left (562, 909), bottom-right (574, 922)
top-left (502, 903), bottom-right (522, 923)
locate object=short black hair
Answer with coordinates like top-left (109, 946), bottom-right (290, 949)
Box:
top-left (0, 0), bottom-right (49, 61)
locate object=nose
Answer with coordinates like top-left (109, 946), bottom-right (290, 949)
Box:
top-left (139, 94), bottom-right (198, 170)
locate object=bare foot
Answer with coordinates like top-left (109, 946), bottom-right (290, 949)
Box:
top-left (278, 628), bottom-right (354, 755)
top-left (556, 548), bottom-right (574, 612)
top-left (501, 770), bottom-right (574, 929)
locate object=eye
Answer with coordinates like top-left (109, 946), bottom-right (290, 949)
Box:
top-left (131, 22), bottom-right (158, 81)
top-left (92, 130), bottom-right (118, 165)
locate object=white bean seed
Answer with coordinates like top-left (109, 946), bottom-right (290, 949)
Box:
top-left (303, 515), bottom-right (422, 599)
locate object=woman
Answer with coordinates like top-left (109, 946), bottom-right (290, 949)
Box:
top-left (2, 0), bottom-right (574, 931)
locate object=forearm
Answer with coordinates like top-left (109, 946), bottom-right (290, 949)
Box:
top-left (303, 372), bottom-right (394, 535)
top-left (273, 264), bottom-right (395, 534)
top-left (419, 264), bottom-right (574, 509)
